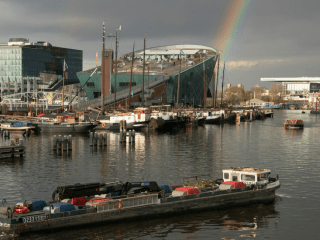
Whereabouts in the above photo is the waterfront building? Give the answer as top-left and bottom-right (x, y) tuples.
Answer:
(76, 44), (217, 107)
(0, 38), (82, 95)
(261, 77), (320, 97)
(246, 98), (267, 107)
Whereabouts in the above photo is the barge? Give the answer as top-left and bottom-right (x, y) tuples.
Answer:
(0, 167), (280, 235)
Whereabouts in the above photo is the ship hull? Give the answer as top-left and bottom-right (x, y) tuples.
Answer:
(34, 123), (96, 133)
(1, 182), (279, 234)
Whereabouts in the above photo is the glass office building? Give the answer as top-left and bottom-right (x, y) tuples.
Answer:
(0, 38), (82, 94)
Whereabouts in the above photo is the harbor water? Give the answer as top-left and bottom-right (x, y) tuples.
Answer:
(1, 110), (319, 239)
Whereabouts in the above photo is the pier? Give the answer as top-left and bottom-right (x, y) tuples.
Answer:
(0, 138), (25, 159)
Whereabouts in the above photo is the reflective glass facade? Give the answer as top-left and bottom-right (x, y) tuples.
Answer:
(0, 44), (82, 93)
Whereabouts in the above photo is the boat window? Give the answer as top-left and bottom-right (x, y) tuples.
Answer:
(241, 175), (255, 181)
(232, 176), (238, 181)
(258, 173), (269, 180)
(224, 173), (229, 180)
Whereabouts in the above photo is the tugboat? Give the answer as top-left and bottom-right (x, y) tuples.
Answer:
(284, 119), (304, 129)
(0, 167), (280, 235)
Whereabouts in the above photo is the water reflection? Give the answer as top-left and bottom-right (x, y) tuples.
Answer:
(1, 110), (320, 239)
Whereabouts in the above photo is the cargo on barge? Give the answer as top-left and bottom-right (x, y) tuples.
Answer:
(0, 168), (280, 234)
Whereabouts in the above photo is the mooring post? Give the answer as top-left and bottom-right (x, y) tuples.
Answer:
(132, 130), (135, 142)
(123, 120), (127, 132)
(128, 130), (132, 143)
(90, 132), (94, 146)
(94, 132), (98, 146)
(120, 120), (123, 132)
(58, 135), (62, 152)
(103, 132), (107, 146)
(53, 135), (57, 151)
(99, 133), (103, 146)
(63, 135), (68, 153)
(119, 131), (123, 143)
(19, 139), (24, 157)
(68, 135), (72, 151)
(236, 113), (240, 125)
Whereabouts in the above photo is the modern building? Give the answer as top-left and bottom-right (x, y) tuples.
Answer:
(76, 44), (218, 107)
(261, 77), (320, 96)
(0, 38), (82, 95)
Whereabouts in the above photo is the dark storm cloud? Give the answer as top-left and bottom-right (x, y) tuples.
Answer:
(1, 0), (320, 87)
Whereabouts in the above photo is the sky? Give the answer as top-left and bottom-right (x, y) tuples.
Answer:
(1, 0), (320, 89)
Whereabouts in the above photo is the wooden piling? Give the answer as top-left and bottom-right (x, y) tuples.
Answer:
(68, 135), (72, 151)
(90, 132), (94, 146)
(53, 135), (57, 151)
(128, 130), (132, 143)
(103, 133), (107, 146)
(63, 136), (68, 153)
(58, 135), (62, 152)
(132, 130), (135, 142)
(99, 133), (103, 146)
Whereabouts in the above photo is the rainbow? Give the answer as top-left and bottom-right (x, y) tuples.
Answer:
(214, 0), (251, 61)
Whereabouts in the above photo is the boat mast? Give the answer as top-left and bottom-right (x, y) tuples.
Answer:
(114, 30), (118, 110)
(142, 35), (146, 106)
(203, 58), (206, 109)
(220, 62), (225, 107)
(101, 21), (105, 114)
(176, 50), (182, 107)
(128, 42), (134, 109)
(62, 59), (65, 112)
(215, 54), (220, 108)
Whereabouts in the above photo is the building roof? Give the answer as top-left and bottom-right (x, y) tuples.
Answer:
(261, 77), (320, 82)
(136, 44), (217, 56)
(138, 49), (200, 56)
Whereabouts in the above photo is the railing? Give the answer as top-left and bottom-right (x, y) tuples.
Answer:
(74, 75), (170, 110)
(96, 194), (159, 213)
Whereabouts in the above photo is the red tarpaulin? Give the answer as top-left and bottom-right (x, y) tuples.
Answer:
(175, 187), (200, 195)
(37, 114), (45, 117)
(71, 197), (87, 206)
(221, 181), (246, 189)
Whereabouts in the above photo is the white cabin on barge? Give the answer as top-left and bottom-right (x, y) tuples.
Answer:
(222, 167), (271, 186)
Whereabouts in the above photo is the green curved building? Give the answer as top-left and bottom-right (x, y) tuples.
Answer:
(76, 44), (218, 108)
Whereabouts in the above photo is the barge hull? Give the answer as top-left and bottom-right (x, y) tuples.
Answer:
(35, 125), (96, 133)
(3, 186), (278, 234)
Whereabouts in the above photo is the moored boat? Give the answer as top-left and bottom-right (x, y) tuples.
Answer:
(0, 122), (36, 135)
(284, 119), (304, 129)
(0, 167), (280, 235)
(310, 110), (320, 114)
(34, 122), (96, 133)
